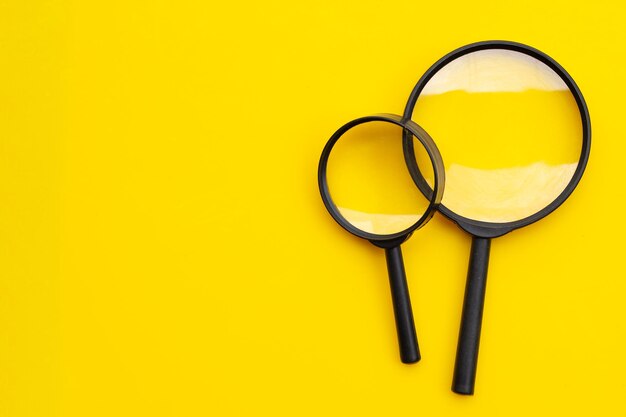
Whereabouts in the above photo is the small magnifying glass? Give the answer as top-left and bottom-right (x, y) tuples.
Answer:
(318, 114), (445, 364)
(403, 41), (591, 393)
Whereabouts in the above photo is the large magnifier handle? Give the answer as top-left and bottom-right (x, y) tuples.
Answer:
(384, 245), (420, 364)
(453, 236), (491, 394)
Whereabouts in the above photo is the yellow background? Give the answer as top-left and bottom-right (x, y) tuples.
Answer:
(1, 1), (624, 415)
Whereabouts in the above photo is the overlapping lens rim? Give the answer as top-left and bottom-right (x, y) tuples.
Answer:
(318, 113), (445, 242)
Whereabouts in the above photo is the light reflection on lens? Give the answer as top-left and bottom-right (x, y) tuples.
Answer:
(412, 49), (582, 223)
(327, 122), (433, 235)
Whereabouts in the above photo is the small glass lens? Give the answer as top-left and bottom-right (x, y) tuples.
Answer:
(326, 121), (434, 236)
(411, 49), (582, 223)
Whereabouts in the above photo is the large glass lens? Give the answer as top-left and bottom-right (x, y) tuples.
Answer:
(410, 49), (582, 223)
(326, 121), (434, 236)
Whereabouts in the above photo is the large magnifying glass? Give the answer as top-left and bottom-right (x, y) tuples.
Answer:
(402, 41), (591, 393)
(319, 114), (445, 364)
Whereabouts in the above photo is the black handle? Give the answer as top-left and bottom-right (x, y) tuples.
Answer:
(452, 236), (491, 395)
(384, 245), (420, 364)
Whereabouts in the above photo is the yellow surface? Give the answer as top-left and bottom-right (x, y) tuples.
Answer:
(0, 1), (624, 415)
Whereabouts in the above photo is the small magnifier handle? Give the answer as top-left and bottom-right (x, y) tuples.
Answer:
(453, 236), (491, 395)
(384, 245), (420, 364)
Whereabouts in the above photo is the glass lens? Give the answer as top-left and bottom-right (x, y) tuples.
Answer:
(326, 121), (434, 236)
(410, 49), (582, 223)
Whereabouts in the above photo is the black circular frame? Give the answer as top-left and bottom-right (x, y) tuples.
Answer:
(319, 113), (445, 244)
(402, 40), (591, 238)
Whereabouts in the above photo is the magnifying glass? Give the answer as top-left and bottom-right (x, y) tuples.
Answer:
(402, 41), (591, 393)
(318, 114), (445, 363)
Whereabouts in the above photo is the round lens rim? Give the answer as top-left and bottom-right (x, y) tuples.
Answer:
(402, 40), (591, 238)
(319, 113), (445, 242)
